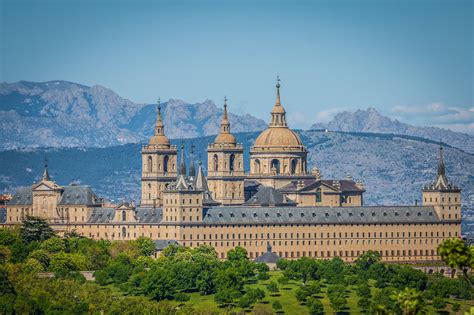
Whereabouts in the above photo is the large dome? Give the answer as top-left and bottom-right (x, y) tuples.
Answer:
(253, 127), (304, 148)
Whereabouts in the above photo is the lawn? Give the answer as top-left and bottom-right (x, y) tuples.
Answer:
(177, 271), (474, 314)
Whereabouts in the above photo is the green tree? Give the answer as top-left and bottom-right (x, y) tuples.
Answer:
(431, 296), (446, 310)
(20, 216), (55, 243)
(266, 280), (279, 293)
(23, 258), (45, 273)
(0, 245), (11, 263)
(227, 246), (248, 262)
(358, 297), (371, 312)
(452, 303), (460, 312)
(214, 267), (244, 305)
(306, 296), (324, 315)
(28, 249), (50, 269)
(327, 284), (348, 312)
(438, 238), (473, 283)
(392, 287), (425, 315)
(272, 300), (282, 311)
(134, 237), (155, 256)
(49, 252), (86, 276)
(356, 284), (371, 298)
(41, 237), (65, 253)
(355, 250), (382, 271)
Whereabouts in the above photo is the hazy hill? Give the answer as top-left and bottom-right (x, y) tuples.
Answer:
(311, 108), (474, 153)
(0, 81), (266, 150)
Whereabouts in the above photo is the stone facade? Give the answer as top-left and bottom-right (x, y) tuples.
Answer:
(2, 79), (463, 264)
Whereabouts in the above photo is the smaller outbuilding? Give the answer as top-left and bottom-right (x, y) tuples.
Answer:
(254, 242), (281, 270)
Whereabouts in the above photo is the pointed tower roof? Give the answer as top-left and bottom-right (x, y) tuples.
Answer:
(149, 98), (170, 146)
(195, 159), (220, 206)
(179, 142), (187, 176)
(214, 96), (237, 145)
(424, 144), (460, 192)
(42, 156), (50, 181)
(188, 143), (196, 177)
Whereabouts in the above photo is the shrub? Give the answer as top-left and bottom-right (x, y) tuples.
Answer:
(272, 301), (282, 311)
(306, 297), (324, 315)
(432, 297), (446, 310)
(266, 281), (279, 293)
(452, 303), (460, 312)
(173, 292), (190, 302)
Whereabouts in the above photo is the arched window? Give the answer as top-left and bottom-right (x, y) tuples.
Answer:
(122, 211), (126, 222)
(316, 188), (322, 203)
(229, 154), (235, 172)
(122, 227), (126, 238)
(213, 154), (219, 172)
(271, 159), (280, 174)
(291, 159), (297, 175)
(163, 155), (169, 173)
(147, 156), (152, 172)
(254, 159), (261, 173)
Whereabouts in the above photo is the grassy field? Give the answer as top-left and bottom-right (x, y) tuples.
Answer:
(176, 271), (474, 314)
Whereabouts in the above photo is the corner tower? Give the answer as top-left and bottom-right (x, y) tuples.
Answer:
(249, 77), (311, 188)
(207, 97), (245, 205)
(422, 145), (461, 225)
(141, 99), (178, 207)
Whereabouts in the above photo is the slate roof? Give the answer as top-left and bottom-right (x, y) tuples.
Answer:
(0, 208), (6, 223)
(87, 207), (163, 224)
(279, 179), (364, 193)
(58, 186), (102, 206)
(203, 206), (440, 224)
(244, 186), (297, 207)
(154, 239), (179, 251)
(255, 251), (280, 264)
(7, 187), (33, 205)
(8, 185), (102, 206)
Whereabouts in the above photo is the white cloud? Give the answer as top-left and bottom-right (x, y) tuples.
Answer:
(391, 103), (474, 134)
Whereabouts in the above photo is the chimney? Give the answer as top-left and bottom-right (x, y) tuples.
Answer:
(333, 180), (340, 189)
(297, 181), (305, 190)
(415, 199), (418, 206)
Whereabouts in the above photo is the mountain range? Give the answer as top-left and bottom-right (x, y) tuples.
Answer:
(0, 80), (266, 150)
(311, 108), (474, 153)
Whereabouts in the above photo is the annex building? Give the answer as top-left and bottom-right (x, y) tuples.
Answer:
(3, 79), (462, 263)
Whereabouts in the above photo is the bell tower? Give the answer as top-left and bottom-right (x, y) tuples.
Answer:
(422, 145), (461, 225)
(141, 99), (178, 207)
(207, 97), (245, 205)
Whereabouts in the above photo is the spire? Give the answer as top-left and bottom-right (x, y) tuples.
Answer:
(195, 160), (208, 192)
(154, 98), (164, 135)
(217, 96), (230, 134)
(188, 143), (196, 177)
(269, 75), (287, 127)
(179, 142), (187, 176)
(148, 98), (170, 146)
(438, 144), (445, 177)
(275, 75), (281, 106)
(42, 156), (50, 181)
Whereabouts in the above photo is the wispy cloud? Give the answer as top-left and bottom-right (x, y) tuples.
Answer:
(391, 103), (474, 134)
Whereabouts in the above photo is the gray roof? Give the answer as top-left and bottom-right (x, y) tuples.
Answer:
(7, 187), (32, 205)
(154, 239), (179, 251)
(244, 186), (297, 207)
(8, 185), (101, 207)
(279, 179), (364, 193)
(58, 186), (102, 206)
(203, 206), (440, 225)
(0, 208), (6, 223)
(255, 251), (281, 264)
(87, 207), (163, 224)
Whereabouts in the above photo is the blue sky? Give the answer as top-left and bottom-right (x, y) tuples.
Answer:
(1, 0), (472, 132)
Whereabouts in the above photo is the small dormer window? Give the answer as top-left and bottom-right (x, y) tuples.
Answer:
(253, 212), (257, 217)
(406, 212), (410, 216)
(242, 213), (246, 217)
(219, 213), (223, 218)
(265, 213), (269, 217)
(372, 212), (375, 216)
(300, 213), (304, 217)
(312, 213), (316, 217)
(429, 212), (433, 216)
(383, 212), (387, 216)
(417, 212), (421, 216)
(360, 212), (364, 217)
(337, 212), (341, 217)
(277, 213), (281, 217)
(230, 213), (234, 218)
(349, 213), (353, 217)
(325, 213), (329, 217)
(289, 213), (293, 217)
(395, 212), (399, 216)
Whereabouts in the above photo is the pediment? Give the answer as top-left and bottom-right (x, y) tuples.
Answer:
(33, 182), (55, 191)
(300, 181), (339, 193)
(116, 204), (131, 210)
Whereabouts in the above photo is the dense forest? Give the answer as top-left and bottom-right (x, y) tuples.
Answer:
(0, 217), (473, 314)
